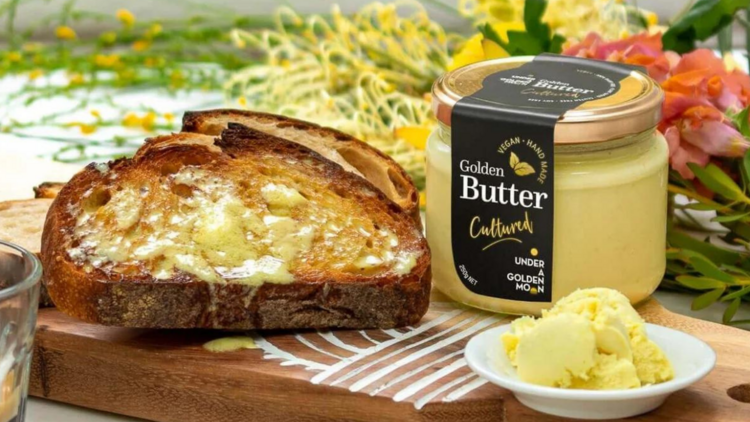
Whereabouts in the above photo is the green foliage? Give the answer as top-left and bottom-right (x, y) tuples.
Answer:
(729, 105), (750, 138)
(479, 0), (565, 55)
(692, 287), (726, 310)
(668, 232), (743, 266)
(0, 0), (271, 161)
(723, 297), (742, 322)
(665, 247), (750, 323)
(677, 276), (729, 290)
(687, 163), (749, 203)
(713, 211), (750, 222)
(690, 256), (737, 283)
(663, 0), (750, 53)
(666, 235), (750, 323)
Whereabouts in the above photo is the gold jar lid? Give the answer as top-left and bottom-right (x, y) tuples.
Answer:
(432, 56), (663, 144)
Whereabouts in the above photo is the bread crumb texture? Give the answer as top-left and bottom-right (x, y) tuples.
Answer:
(67, 162), (419, 285)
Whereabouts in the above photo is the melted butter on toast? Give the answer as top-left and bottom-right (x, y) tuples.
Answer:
(69, 166), (418, 284)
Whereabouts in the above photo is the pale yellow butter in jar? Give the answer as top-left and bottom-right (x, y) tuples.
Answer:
(426, 56), (668, 316)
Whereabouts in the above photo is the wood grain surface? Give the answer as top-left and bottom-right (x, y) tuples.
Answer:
(27, 296), (750, 422)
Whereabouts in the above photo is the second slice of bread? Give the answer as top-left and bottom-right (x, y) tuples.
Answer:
(0, 198), (56, 306)
(182, 109), (422, 225)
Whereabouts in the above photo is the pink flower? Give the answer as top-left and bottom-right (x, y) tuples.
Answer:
(563, 32), (671, 82)
(565, 34), (750, 180)
(660, 93), (749, 178)
(663, 49), (749, 112)
(664, 125), (709, 179)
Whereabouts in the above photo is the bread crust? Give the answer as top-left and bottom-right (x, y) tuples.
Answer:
(182, 109), (422, 226)
(33, 182), (66, 199)
(42, 125), (430, 329)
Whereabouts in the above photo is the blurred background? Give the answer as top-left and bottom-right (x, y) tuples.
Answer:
(4, 1), (738, 45)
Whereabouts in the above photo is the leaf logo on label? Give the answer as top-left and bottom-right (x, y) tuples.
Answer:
(509, 151), (536, 176)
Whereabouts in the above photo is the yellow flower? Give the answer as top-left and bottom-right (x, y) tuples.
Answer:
(163, 112), (175, 122)
(90, 110), (101, 119)
(122, 112), (141, 128)
(238, 97), (247, 107)
(28, 69), (43, 81)
(55, 26), (77, 40)
(68, 72), (84, 86)
(488, 3), (517, 21)
(94, 54), (121, 68)
(233, 38), (247, 49)
(78, 124), (97, 134)
(724, 52), (741, 72)
(100, 31), (117, 45)
(6, 52), (21, 63)
(419, 191), (426, 208)
(146, 23), (162, 38)
(66, 122), (97, 135)
(122, 112), (156, 130)
(394, 126), (431, 150)
(116, 9), (136, 28)
(132, 40), (151, 52)
(141, 112), (156, 130)
(448, 21), (524, 70)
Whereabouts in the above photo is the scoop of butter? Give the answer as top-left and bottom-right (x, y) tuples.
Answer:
(501, 288), (674, 389)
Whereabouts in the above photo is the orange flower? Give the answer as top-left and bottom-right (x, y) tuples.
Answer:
(132, 40), (151, 52)
(563, 32), (672, 82)
(660, 92), (748, 179)
(565, 33), (750, 179)
(55, 26), (76, 40)
(665, 49), (750, 112)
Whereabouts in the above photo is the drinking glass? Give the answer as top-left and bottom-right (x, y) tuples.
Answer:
(0, 240), (41, 422)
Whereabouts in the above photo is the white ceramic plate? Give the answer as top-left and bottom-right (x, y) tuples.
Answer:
(465, 323), (716, 420)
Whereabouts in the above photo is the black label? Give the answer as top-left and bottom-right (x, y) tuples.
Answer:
(450, 54), (637, 303)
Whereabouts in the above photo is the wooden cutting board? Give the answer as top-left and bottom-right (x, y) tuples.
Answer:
(28, 295), (750, 422)
(2, 156), (748, 420)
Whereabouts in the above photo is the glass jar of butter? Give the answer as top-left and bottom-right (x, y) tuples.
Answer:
(426, 55), (667, 315)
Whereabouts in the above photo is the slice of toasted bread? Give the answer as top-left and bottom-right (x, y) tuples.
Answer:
(182, 109), (421, 225)
(0, 198), (55, 306)
(34, 182), (66, 199)
(42, 125), (430, 329)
